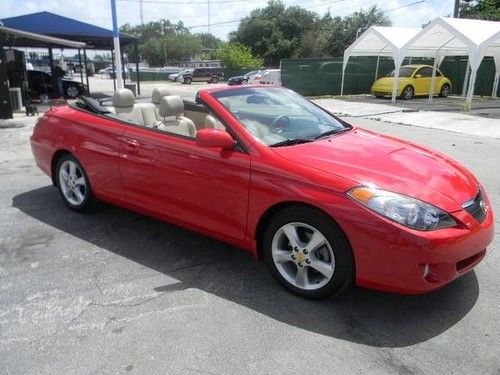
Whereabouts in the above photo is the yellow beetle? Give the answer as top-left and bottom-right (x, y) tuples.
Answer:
(371, 64), (452, 100)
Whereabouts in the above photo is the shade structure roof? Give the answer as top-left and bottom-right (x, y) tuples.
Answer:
(345, 26), (421, 58)
(0, 25), (86, 49)
(1, 11), (135, 49)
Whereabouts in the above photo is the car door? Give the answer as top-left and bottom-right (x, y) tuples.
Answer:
(118, 126), (251, 240)
(413, 67), (433, 95)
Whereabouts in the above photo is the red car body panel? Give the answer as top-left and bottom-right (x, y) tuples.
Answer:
(30, 87), (495, 294)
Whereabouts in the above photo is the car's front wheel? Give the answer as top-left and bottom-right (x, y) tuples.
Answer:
(262, 206), (353, 299)
(56, 154), (93, 211)
(66, 85), (80, 98)
(184, 77), (192, 84)
(210, 76), (219, 83)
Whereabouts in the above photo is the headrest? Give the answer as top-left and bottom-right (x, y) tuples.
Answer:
(151, 87), (171, 104)
(159, 95), (184, 117)
(112, 89), (135, 108)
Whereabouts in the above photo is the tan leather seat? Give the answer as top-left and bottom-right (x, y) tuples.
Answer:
(151, 87), (171, 106)
(157, 96), (196, 137)
(136, 103), (158, 127)
(204, 114), (225, 130)
(112, 89), (144, 124)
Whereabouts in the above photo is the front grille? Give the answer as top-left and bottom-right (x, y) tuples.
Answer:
(462, 191), (487, 223)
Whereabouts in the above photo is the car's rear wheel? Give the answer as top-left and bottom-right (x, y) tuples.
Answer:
(210, 76), (219, 83)
(184, 77), (192, 84)
(401, 85), (414, 100)
(56, 154), (93, 211)
(440, 83), (450, 97)
(262, 206), (353, 299)
(66, 85), (80, 98)
(242, 79), (248, 85)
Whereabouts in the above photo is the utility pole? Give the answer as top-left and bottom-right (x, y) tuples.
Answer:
(140, 0), (144, 25)
(111, 0), (123, 89)
(208, 0), (211, 34)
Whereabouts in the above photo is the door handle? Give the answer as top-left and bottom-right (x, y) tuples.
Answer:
(123, 138), (139, 153)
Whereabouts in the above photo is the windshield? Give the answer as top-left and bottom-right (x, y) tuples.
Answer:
(244, 70), (260, 77)
(387, 67), (416, 78)
(212, 87), (349, 146)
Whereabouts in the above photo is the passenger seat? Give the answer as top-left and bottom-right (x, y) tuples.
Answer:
(157, 96), (197, 137)
(151, 87), (171, 114)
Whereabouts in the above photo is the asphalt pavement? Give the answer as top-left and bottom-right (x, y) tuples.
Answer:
(0, 97), (499, 374)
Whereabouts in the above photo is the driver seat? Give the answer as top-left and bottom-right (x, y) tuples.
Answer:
(157, 96), (196, 137)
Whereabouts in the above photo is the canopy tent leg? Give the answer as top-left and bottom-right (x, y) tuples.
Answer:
(135, 40), (140, 95)
(374, 54), (380, 81)
(111, 49), (116, 92)
(83, 49), (90, 95)
(78, 49), (84, 87)
(340, 54), (349, 96)
(461, 59), (470, 99)
(492, 73), (499, 98)
(465, 69), (478, 109)
(48, 45), (56, 98)
(428, 53), (439, 102)
(391, 56), (403, 103)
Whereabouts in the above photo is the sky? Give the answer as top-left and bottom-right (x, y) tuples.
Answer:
(1, 0), (457, 41)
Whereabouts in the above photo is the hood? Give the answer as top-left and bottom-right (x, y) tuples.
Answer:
(372, 77), (410, 89)
(229, 76), (245, 81)
(272, 128), (478, 212)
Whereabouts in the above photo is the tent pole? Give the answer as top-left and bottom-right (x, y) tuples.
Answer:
(78, 49), (84, 87)
(391, 56), (402, 103)
(111, 49), (116, 91)
(83, 49), (90, 95)
(374, 54), (380, 81)
(461, 58), (470, 99)
(429, 53), (439, 102)
(340, 55), (349, 96)
(466, 69), (477, 109)
(135, 40), (140, 95)
(492, 73), (499, 98)
(48, 45), (55, 98)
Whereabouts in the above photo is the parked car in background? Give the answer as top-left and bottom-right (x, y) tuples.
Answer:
(170, 69), (192, 82)
(227, 70), (263, 85)
(27, 70), (88, 99)
(371, 64), (452, 100)
(180, 67), (224, 84)
(260, 69), (281, 85)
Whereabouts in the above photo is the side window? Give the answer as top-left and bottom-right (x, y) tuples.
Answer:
(418, 67), (433, 77)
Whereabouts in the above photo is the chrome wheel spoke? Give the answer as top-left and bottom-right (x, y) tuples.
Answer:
(282, 223), (300, 249)
(74, 187), (85, 203)
(75, 176), (85, 186)
(274, 249), (292, 264)
(309, 258), (334, 279)
(69, 162), (77, 179)
(306, 230), (326, 253)
(295, 266), (309, 287)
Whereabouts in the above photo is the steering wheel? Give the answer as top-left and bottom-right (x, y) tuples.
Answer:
(270, 115), (290, 133)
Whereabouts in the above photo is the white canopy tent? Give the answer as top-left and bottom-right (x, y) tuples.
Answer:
(340, 26), (421, 102)
(341, 18), (500, 106)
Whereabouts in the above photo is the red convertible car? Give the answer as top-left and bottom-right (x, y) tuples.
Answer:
(30, 86), (494, 298)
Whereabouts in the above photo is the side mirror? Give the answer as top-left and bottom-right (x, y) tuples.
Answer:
(414, 74), (422, 78)
(196, 129), (235, 150)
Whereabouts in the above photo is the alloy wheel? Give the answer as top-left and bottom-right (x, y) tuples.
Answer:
(58, 160), (87, 206)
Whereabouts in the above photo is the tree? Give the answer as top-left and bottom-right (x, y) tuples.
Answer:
(213, 43), (264, 70)
(230, 0), (318, 65)
(459, 0), (500, 20)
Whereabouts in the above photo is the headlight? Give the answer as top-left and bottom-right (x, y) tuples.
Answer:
(347, 187), (456, 231)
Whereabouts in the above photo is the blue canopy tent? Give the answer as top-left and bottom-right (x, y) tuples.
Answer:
(1, 11), (140, 94)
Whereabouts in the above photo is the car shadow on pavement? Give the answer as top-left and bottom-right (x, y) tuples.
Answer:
(13, 186), (480, 348)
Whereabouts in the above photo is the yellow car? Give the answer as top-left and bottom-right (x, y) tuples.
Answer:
(371, 64), (452, 100)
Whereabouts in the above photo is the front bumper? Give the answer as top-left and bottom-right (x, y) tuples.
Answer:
(337, 195), (494, 294)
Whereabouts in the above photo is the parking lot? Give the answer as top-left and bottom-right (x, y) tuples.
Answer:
(0, 86), (499, 374)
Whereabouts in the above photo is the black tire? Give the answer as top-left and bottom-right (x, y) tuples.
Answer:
(401, 85), (414, 100)
(440, 83), (451, 97)
(55, 154), (93, 211)
(184, 77), (192, 84)
(262, 206), (354, 299)
(65, 85), (80, 98)
(210, 76), (219, 84)
(241, 79), (248, 85)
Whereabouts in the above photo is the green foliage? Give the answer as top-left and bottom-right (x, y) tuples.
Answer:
(120, 19), (214, 65)
(460, 0), (500, 21)
(213, 43), (264, 70)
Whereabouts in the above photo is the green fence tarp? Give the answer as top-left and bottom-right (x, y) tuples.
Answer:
(281, 56), (500, 97)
